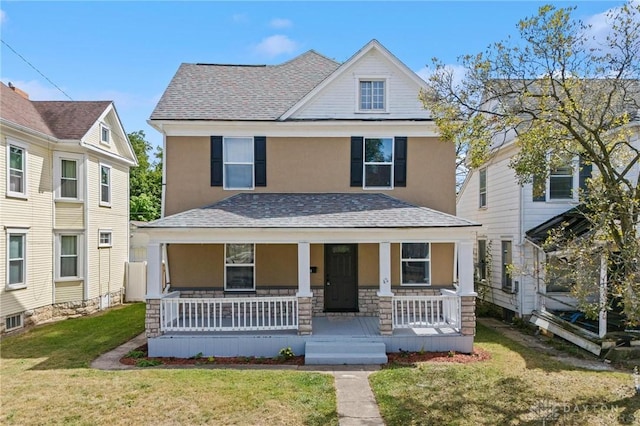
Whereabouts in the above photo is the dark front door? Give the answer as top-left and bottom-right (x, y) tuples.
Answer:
(324, 244), (358, 312)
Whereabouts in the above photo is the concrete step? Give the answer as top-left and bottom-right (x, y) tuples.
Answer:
(305, 341), (388, 365)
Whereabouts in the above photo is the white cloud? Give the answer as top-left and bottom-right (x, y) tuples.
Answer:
(416, 64), (468, 88)
(1, 78), (69, 100)
(269, 18), (292, 29)
(254, 35), (299, 58)
(0, 9), (7, 24)
(232, 13), (249, 24)
(582, 1), (639, 49)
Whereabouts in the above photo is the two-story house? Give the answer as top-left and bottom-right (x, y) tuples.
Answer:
(456, 110), (639, 354)
(143, 40), (479, 363)
(0, 82), (137, 333)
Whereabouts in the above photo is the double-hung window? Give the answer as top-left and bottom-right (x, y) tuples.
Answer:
(359, 80), (385, 111)
(479, 168), (487, 208)
(364, 138), (393, 188)
(225, 244), (255, 291)
(54, 153), (83, 201)
(7, 141), (27, 198)
(549, 159), (574, 200)
(100, 164), (111, 206)
(477, 239), (488, 281)
(7, 229), (27, 289)
(223, 137), (254, 190)
(57, 234), (82, 279)
(401, 243), (431, 285)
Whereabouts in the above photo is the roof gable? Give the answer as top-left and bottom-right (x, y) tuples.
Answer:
(149, 50), (340, 121)
(84, 104), (138, 164)
(281, 40), (429, 120)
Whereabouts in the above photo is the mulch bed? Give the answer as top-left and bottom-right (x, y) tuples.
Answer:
(120, 344), (490, 367)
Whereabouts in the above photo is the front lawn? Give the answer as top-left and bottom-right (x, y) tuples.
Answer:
(370, 324), (639, 425)
(0, 303), (337, 425)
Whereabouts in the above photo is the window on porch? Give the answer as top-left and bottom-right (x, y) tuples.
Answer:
(225, 243), (255, 291)
(401, 242), (431, 285)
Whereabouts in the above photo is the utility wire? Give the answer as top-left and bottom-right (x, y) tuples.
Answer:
(1, 39), (73, 100)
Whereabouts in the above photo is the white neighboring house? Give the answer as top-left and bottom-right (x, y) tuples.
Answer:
(457, 121), (639, 323)
(0, 82), (137, 333)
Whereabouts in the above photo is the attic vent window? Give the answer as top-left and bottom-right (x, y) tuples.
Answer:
(100, 123), (111, 145)
(359, 80), (385, 111)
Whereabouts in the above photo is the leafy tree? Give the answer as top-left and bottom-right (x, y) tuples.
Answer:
(421, 3), (640, 323)
(129, 130), (162, 221)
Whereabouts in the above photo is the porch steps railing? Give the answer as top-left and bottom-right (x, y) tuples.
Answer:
(160, 296), (298, 332)
(392, 295), (460, 330)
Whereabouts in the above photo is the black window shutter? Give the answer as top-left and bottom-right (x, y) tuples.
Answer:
(532, 175), (546, 202)
(350, 136), (364, 187)
(394, 136), (407, 187)
(578, 156), (592, 193)
(254, 136), (267, 187)
(210, 136), (223, 187)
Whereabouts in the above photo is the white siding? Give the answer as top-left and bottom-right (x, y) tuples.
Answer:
(457, 146), (532, 315)
(291, 49), (428, 120)
(0, 128), (55, 317)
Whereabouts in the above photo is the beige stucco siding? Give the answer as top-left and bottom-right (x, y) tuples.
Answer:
(165, 136), (456, 215)
(358, 243), (379, 286)
(85, 157), (129, 300)
(310, 244), (324, 287)
(0, 130), (55, 317)
(255, 244), (297, 286)
(55, 202), (84, 229)
(167, 244), (224, 287)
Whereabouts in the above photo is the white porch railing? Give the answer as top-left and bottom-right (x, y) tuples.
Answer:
(392, 295), (461, 330)
(160, 296), (299, 332)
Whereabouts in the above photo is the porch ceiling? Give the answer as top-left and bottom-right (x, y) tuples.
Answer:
(142, 193), (479, 229)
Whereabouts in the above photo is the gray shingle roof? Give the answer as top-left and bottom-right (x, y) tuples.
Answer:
(144, 193), (479, 229)
(149, 50), (340, 121)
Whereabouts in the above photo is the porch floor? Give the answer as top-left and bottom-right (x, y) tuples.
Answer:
(163, 316), (459, 337)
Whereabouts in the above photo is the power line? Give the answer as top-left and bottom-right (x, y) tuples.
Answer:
(1, 39), (73, 100)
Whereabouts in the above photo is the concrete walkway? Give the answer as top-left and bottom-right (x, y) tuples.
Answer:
(92, 336), (386, 425)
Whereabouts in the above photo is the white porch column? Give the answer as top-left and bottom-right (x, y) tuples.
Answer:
(296, 242), (312, 297)
(146, 242), (163, 298)
(599, 253), (608, 338)
(377, 242), (393, 297)
(457, 240), (476, 296)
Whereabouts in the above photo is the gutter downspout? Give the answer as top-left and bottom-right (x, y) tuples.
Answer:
(518, 183), (525, 317)
(160, 130), (170, 287)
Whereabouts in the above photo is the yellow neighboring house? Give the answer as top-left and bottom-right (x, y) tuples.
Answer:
(0, 82), (137, 333)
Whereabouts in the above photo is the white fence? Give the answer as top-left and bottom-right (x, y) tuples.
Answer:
(160, 296), (299, 332)
(392, 295), (460, 330)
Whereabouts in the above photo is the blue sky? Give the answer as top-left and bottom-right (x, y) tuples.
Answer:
(0, 1), (627, 151)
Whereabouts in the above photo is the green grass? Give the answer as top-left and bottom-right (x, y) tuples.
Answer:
(0, 303), (338, 425)
(370, 324), (640, 425)
(0, 302), (146, 369)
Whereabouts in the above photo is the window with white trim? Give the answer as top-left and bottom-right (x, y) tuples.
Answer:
(7, 229), (27, 289)
(7, 141), (27, 198)
(548, 158), (575, 200)
(98, 230), (112, 248)
(477, 239), (488, 281)
(401, 243), (430, 285)
(359, 80), (385, 111)
(225, 243), (255, 291)
(100, 123), (111, 145)
(223, 137), (254, 190)
(479, 168), (487, 208)
(56, 234), (83, 279)
(54, 153), (84, 201)
(364, 138), (393, 188)
(100, 164), (111, 206)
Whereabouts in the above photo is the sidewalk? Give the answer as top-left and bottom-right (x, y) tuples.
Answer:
(92, 335), (385, 425)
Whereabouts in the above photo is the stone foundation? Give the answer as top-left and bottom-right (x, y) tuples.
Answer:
(378, 296), (393, 335)
(297, 297), (312, 335)
(460, 295), (476, 336)
(0, 289), (125, 335)
(146, 299), (161, 338)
